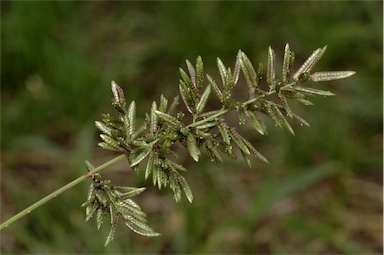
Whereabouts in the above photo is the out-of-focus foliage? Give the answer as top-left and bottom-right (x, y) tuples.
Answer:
(1, 1), (382, 254)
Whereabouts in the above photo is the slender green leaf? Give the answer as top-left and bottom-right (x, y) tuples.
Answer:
(195, 57), (205, 91)
(95, 190), (108, 207)
(114, 186), (141, 193)
(95, 121), (113, 136)
(120, 199), (141, 211)
(195, 122), (217, 130)
(207, 74), (223, 102)
(98, 142), (124, 152)
(239, 51), (258, 93)
(267, 46), (276, 85)
(217, 121), (231, 144)
(271, 103), (295, 135)
(124, 217), (160, 237)
(181, 66), (200, 99)
(128, 101), (136, 136)
(158, 167), (167, 190)
(240, 136), (269, 163)
(109, 205), (116, 225)
(310, 71), (356, 82)
(295, 86), (335, 96)
(293, 46), (327, 81)
(85, 202), (98, 222)
(180, 76), (198, 104)
(199, 109), (225, 119)
(245, 110), (267, 135)
(166, 159), (188, 172)
(86, 183), (96, 202)
(232, 50), (241, 87)
(150, 102), (158, 134)
(101, 114), (123, 131)
(196, 85), (211, 114)
(99, 135), (124, 152)
(296, 98), (314, 106)
(178, 174), (193, 203)
(217, 57), (227, 87)
(282, 43), (292, 83)
(155, 110), (181, 126)
(241, 150), (252, 168)
(179, 68), (192, 90)
(167, 95), (179, 115)
(292, 113), (310, 127)
(100, 134), (119, 147)
(122, 114), (131, 139)
(187, 133), (200, 162)
(152, 162), (159, 187)
(228, 127), (250, 155)
(130, 147), (152, 168)
(123, 213), (152, 231)
(179, 83), (194, 113)
(111, 81), (126, 109)
(205, 142), (223, 162)
(278, 94), (293, 117)
(159, 95), (168, 112)
(96, 208), (104, 230)
(118, 201), (147, 221)
(145, 152), (155, 180)
(187, 109), (228, 128)
(263, 102), (293, 135)
(118, 187), (146, 200)
(226, 67), (233, 91)
(105, 220), (118, 247)
(186, 59), (196, 88)
(169, 169), (193, 203)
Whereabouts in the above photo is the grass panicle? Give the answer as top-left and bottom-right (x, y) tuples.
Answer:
(0, 44), (355, 247)
(81, 44), (356, 245)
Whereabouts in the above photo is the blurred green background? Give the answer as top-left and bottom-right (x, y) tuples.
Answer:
(1, 1), (382, 254)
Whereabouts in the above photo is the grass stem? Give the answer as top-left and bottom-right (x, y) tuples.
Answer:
(0, 154), (126, 230)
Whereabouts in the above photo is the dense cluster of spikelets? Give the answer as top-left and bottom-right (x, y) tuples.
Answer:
(83, 44), (355, 246)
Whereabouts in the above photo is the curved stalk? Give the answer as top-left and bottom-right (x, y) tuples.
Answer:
(0, 154), (125, 230)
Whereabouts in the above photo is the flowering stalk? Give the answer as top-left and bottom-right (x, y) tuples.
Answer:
(0, 44), (355, 246)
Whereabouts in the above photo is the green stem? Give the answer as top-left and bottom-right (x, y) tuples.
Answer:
(187, 109), (228, 128)
(242, 90), (274, 107)
(0, 154), (126, 230)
